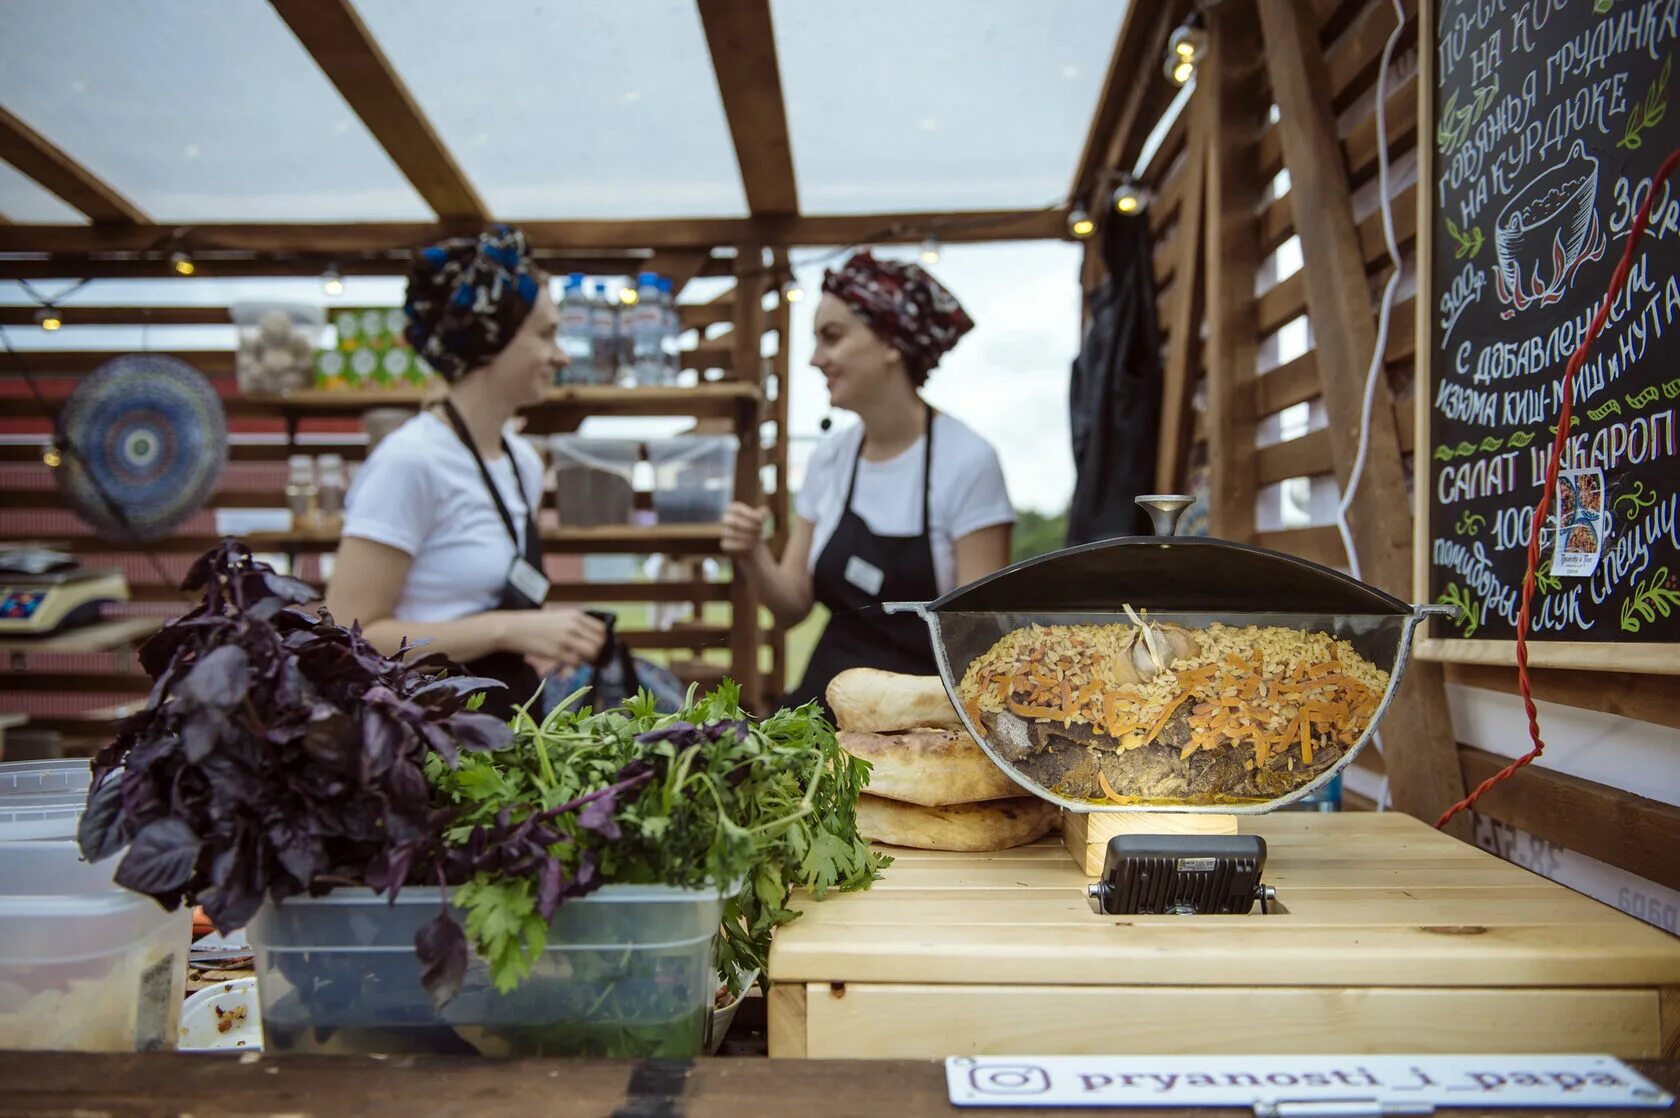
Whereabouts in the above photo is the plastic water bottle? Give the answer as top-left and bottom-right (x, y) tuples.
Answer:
(659, 276), (681, 386)
(630, 272), (665, 387)
(590, 281), (617, 385)
(558, 273), (591, 384)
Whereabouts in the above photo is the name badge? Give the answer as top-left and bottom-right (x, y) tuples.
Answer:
(844, 555), (886, 597)
(506, 556), (551, 606)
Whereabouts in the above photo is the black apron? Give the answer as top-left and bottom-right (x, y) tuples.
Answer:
(436, 400), (545, 721)
(785, 407), (940, 717)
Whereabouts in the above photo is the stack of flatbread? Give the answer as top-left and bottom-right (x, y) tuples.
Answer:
(828, 668), (1058, 852)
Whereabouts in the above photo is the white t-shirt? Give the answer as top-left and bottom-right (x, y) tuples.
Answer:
(342, 411), (545, 622)
(796, 412), (1014, 596)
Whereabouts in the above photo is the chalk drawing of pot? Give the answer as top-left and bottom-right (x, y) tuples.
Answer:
(1493, 139), (1608, 319)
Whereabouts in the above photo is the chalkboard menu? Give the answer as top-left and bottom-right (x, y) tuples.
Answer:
(1420, 0), (1680, 665)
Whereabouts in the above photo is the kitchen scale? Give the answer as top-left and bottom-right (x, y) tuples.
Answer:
(0, 549), (129, 636)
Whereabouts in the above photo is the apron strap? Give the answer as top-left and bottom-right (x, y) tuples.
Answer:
(437, 397), (533, 554)
(842, 402), (937, 535)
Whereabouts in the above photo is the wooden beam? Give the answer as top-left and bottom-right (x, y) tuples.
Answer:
(1257, 0), (1467, 840)
(0, 105), (146, 224)
(1461, 746), (1680, 894)
(270, 0), (487, 221)
(1444, 664), (1680, 732)
(730, 247), (766, 712)
(0, 207), (1067, 256)
(1068, 2), (1149, 201)
(1156, 120), (1207, 493)
(0, 306), (228, 327)
(1201, 0), (1264, 544)
(697, 0), (799, 216)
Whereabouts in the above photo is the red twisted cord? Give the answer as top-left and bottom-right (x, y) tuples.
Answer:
(1436, 147), (1680, 831)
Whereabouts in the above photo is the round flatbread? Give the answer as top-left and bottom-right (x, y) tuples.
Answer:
(856, 795), (1059, 852)
(840, 730), (1023, 807)
(827, 669), (961, 734)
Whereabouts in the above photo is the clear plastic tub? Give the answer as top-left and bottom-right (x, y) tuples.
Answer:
(550, 436), (640, 527)
(247, 882), (727, 1058)
(0, 759), (91, 840)
(0, 840), (190, 1051)
(232, 302), (325, 396)
(646, 435), (738, 524)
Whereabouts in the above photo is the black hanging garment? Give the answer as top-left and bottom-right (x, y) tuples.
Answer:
(783, 407), (942, 719)
(436, 400), (546, 721)
(1065, 211), (1165, 545)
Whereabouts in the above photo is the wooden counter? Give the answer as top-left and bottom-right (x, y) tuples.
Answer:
(2, 1052), (1676, 1118)
(767, 813), (1680, 1059)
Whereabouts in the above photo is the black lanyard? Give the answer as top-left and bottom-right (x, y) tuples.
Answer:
(437, 398), (530, 550)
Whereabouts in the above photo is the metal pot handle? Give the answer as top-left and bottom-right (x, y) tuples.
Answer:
(1135, 494), (1194, 537)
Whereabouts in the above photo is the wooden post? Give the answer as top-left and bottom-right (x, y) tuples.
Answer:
(768, 249), (793, 705)
(1257, 0), (1469, 838)
(1156, 121), (1208, 493)
(1201, 0), (1262, 543)
(731, 245), (767, 712)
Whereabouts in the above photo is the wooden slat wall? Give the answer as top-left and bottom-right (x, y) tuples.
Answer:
(0, 279), (783, 746)
(1098, 0), (1678, 902)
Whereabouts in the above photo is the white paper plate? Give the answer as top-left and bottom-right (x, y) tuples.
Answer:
(178, 977), (263, 1053)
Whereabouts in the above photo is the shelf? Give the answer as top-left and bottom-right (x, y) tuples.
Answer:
(5, 524), (732, 558)
(14, 382), (763, 424)
(0, 615), (162, 655)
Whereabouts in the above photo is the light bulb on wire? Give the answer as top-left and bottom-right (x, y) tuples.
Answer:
(35, 307), (62, 331)
(321, 265), (344, 297)
(42, 447), (62, 469)
(1111, 175), (1149, 216)
(169, 249), (195, 276)
(1164, 13), (1206, 86)
(920, 238), (941, 266)
(784, 283), (805, 303)
(618, 286), (639, 306)
(1068, 208), (1096, 238)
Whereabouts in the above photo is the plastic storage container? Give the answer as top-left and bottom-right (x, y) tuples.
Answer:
(0, 840), (190, 1051)
(0, 759), (90, 840)
(550, 436), (641, 526)
(247, 882), (727, 1058)
(646, 435), (738, 524)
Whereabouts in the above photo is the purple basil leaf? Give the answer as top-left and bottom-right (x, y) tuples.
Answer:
(302, 708), (356, 768)
(576, 791), (621, 840)
(418, 721), (460, 768)
(416, 909), (468, 1010)
(365, 845), (416, 895)
(179, 645), (248, 710)
(410, 675), (505, 707)
(261, 571), (317, 603)
(77, 775), (130, 864)
(361, 709), (401, 780)
(536, 857), (564, 919)
(114, 817), (201, 897)
(446, 711), (514, 754)
(181, 709), (224, 764)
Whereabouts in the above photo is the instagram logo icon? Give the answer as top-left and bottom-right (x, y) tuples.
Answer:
(968, 1064), (1052, 1095)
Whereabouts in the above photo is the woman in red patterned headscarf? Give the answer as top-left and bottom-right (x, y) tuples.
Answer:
(722, 250), (1014, 714)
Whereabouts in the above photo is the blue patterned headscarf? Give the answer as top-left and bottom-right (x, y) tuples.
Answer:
(403, 224), (542, 382)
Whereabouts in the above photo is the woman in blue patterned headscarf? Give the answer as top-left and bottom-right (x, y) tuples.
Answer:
(325, 224), (606, 720)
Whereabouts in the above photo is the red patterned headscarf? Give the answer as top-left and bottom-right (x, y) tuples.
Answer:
(822, 250), (974, 378)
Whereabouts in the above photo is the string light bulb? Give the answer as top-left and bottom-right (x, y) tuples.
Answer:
(42, 447), (62, 468)
(920, 237), (941, 266)
(1111, 175), (1149, 216)
(35, 307), (62, 331)
(618, 286), (639, 306)
(1164, 13), (1206, 86)
(1068, 208), (1096, 238)
(169, 249), (195, 276)
(321, 265), (344, 296)
(784, 282), (805, 303)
